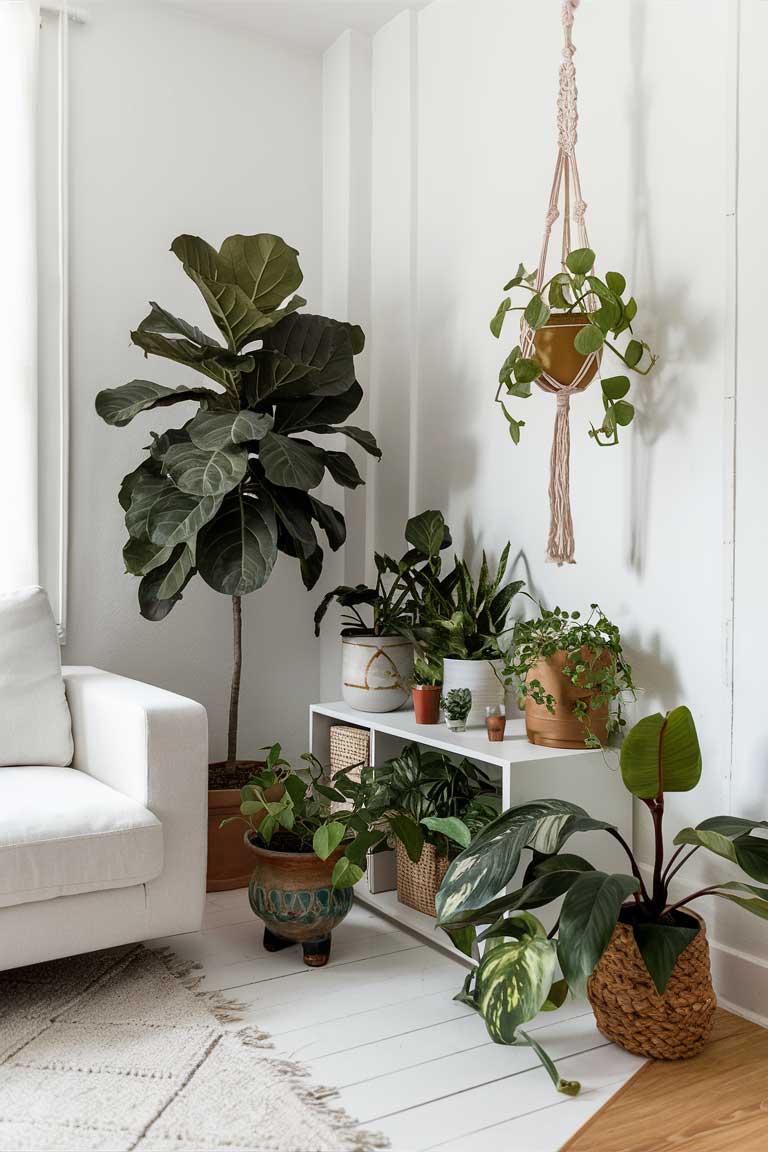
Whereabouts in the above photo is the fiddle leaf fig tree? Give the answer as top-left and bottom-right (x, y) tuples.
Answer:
(97, 233), (378, 769)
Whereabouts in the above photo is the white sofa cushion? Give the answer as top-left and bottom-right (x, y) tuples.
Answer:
(0, 766), (163, 909)
(0, 587), (73, 767)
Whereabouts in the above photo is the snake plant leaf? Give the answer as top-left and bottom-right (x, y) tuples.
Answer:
(96, 380), (216, 427)
(435, 800), (589, 925)
(620, 706), (701, 799)
(565, 247), (595, 275)
(309, 497), (346, 551)
(187, 409), (273, 452)
(147, 489), (222, 548)
(673, 826), (768, 883)
(122, 536), (171, 577)
(474, 933), (557, 1044)
(557, 871), (639, 994)
(633, 921), (699, 995)
(162, 440), (247, 498)
(259, 432), (325, 491)
(125, 469), (176, 542)
(323, 450), (364, 490)
(313, 821), (347, 861)
(272, 380), (364, 434)
(138, 544), (196, 620)
(405, 510), (449, 559)
(421, 816), (472, 849)
(197, 489), (278, 596)
(310, 425), (382, 458)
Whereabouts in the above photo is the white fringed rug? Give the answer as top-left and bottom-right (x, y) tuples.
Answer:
(0, 944), (387, 1152)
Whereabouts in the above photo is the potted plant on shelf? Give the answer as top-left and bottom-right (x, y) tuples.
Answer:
(508, 604), (635, 748)
(405, 545), (524, 726)
(225, 743), (388, 966)
(490, 248), (656, 446)
(356, 743), (500, 917)
(435, 706), (768, 1093)
(314, 509), (451, 713)
(96, 232), (378, 891)
(441, 688), (472, 733)
(410, 652), (443, 724)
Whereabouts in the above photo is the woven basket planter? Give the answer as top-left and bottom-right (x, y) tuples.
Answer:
(587, 912), (716, 1060)
(395, 840), (451, 918)
(328, 725), (369, 814)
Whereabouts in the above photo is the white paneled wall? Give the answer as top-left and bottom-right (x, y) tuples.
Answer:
(322, 0), (768, 1019)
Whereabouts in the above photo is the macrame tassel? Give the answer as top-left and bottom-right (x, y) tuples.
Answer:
(547, 391), (576, 565)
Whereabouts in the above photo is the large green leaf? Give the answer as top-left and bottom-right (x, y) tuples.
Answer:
(138, 544), (196, 620)
(324, 450), (364, 489)
(713, 882), (768, 920)
(557, 871), (639, 993)
(309, 497), (346, 551)
(474, 933), (557, 1044)
(268, 486), (318, 559)
(272, 381), (364, 435)
(673, 826), (768, 883)
(697, 815), (768, 838)
(259, 432), (325, 491)
(435, 800), (588, 925)
(255, 314), (358, 401)
(421, 816), (471, 849)
(313, 821), (346, 861)
(405, 510), (448, 558)
(620, 706), (702, 799)
(96, 380), (215, 427)
(162, 440), (247, 497)
(156, 543), (195, 600)
(125, 469), (175, 542)
(310, 424), (382, 458)
(147, 488), (222, 548)
(135, 300), (223, 350)
(197, 489), (278, 595)
(131, 323), (254, 387)
(442, 854), (595, 931)
(633, 921), (699, 994)
(217, 233), (304, 312)
(122, 536), (171, 577)
(187, 409), (273, 451)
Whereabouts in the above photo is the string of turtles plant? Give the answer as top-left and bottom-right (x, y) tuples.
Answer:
(490, 247), (657, 445)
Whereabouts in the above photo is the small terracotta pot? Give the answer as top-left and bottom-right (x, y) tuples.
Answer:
(412, 685), (442, 724)
(533, 313), (602, 391)
(524, 649), (610, 748)
(245, 837), (353, 967)
(206, 760), (263, 892)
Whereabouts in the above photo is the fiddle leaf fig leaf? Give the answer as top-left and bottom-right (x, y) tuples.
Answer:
(187, 409), (273, 451)
(620, 706), (701, 799)
(138, 544), (196, 621)
(309, 497), (346, 551)
(162, 440), (247, 497)
(123, 536), (171, 577)
(197, 489), (278, 596)
(324, 450), (364, 490)
(217, 233), (304, 312)
(96, 380), (215, 427)
(259, 432), (325, 491)
(147, 489), (222, 548)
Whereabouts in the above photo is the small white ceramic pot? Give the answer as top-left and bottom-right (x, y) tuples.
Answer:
(341, 635), (414, 713)
(442, 658), (506, 727)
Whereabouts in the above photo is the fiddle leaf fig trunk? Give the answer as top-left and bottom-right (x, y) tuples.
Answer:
(228, 596), (242, 766)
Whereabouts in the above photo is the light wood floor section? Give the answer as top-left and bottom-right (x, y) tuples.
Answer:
(562, 1008), (768, 1152)
(151, 889), (646, 1151)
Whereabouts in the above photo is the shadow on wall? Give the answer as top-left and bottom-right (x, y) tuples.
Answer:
(621, 626), (683, 725)
(625, 5), (714, 578)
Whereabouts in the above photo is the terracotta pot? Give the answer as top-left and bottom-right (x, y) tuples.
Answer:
(412, 685), (442, 724)
(588, 911), (716, 1060)
(524, 649), (610, 748)
(206, 761), (279, 893)
(245, 837), (353, 966)
(342, 634), (414, 712)
(533, 313), (602, 392)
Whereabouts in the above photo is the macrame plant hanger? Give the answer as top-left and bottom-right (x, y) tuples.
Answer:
(520, 0), (599, 566)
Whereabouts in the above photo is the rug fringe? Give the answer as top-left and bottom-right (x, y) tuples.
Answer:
(152, 947), (250, 1026)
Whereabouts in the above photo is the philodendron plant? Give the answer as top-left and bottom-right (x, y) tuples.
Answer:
(490, 247), (656, 446)
(96, 233), (378, 768)
(435, 706), (768, 1094)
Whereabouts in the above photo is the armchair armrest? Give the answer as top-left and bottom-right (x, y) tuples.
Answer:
(62, 666), (208, 936)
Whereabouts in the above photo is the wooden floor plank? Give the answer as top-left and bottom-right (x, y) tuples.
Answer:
(561, 1008), (768, 1152)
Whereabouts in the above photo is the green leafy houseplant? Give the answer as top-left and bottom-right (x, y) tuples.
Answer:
(435, 706), (768, 1094)
(508, 604), (635, 748)
(225, 743), (386, 890)
(96, 232), (377, 770)
(440, 688), (472, 730)
(411, 654), (443, 688)
(490, 247), (657, 446)
(313, 509), (450, 639)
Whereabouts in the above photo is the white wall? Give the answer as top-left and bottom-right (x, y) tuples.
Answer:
(322, 0), (768, 1018)
(61, 0), (323, 765)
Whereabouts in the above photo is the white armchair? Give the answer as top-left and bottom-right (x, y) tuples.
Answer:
(0, 666), (207, 971)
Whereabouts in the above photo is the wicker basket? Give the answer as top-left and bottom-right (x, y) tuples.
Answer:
(395, 840), (451, 917)
(328, 725), (369, 812)
(587, 912), (716, 1060)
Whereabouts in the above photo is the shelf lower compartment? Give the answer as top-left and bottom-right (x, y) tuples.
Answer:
(355, 887), (474, 967)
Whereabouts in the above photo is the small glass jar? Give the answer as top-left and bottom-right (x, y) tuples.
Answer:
(485, 704), (507, 743)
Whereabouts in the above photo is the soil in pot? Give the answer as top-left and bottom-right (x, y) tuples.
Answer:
(533, 313), (602, 391)
(207, 759), (266, 893)
(412, 685), (442, 724)
(525, 649), (610, 749)
(588, 908), (716, 1060)
(245, 836), (353, 967)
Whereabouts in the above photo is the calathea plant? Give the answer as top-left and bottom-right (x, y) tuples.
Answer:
(435, 707), (768, 1094)
(96, 233), (378, 766)
(490, 247), (656, 446)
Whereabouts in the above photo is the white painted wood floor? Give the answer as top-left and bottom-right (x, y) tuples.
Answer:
(150, 890), (644, 1152)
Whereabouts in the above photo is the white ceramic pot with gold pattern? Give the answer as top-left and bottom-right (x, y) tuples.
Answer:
(341, 635), (414, 713)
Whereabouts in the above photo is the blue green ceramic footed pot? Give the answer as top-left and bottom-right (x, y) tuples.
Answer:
(245, 835), (353, 967)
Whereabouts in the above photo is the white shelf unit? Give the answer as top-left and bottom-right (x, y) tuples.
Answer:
(309, 702), (633, 962)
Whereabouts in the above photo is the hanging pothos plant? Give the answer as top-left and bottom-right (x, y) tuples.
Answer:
(490, 246), (657, 445)
(96, 232), (378, 768)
